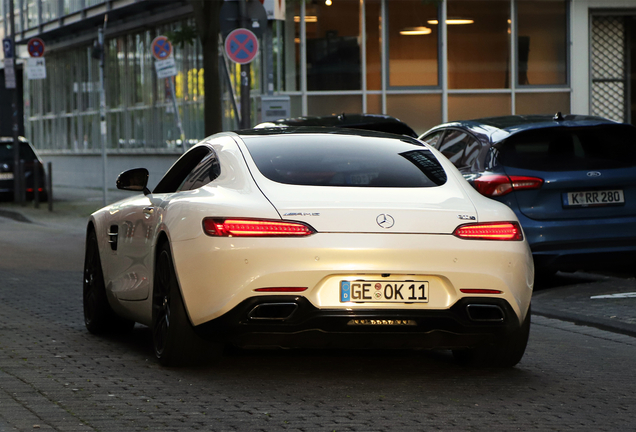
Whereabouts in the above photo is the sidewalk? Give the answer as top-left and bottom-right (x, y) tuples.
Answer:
(1, 186), (635, 338)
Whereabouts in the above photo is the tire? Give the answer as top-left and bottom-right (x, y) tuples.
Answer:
(152, 242), (222, 366)
(453, 305), (531, 368)
(83, 230), (135, 334)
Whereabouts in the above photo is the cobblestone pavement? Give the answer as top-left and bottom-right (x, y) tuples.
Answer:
(1, 194), (636, 431)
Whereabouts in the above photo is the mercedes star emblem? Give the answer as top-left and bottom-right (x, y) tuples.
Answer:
(376, 214), (395, 229)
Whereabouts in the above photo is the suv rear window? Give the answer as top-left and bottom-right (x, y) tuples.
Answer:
(0, 143), (37, 162)
(243, 134), (447, 187)
(499, 125), (636, 171)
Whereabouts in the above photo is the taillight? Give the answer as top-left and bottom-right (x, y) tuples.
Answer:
(202, 218), (315, 237)
(453, 221), (523, 241)
(473, 174), (543, 197)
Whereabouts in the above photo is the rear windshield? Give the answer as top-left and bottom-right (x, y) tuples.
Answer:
(0, 143), (37, 163)
(498, 125), (636, 171)
(243, 134), (447, 187)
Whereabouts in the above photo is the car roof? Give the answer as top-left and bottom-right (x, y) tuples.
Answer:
(235, 125), (424, 145)
(254, 113), (418, 138)
(424, 114), (624, 143)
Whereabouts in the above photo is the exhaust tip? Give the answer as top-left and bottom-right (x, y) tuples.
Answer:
(466, 304), (505, 322)
(248, 303), (298, 321)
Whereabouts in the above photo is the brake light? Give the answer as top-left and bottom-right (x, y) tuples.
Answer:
(254, 287), (308, 292)
(453, 221), (523, 241)
(203, 218), (315, 237)
(473, 174), (543, 197)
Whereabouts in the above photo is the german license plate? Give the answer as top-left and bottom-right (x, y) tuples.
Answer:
(340, 280), (429, 303)
(565, 190), (624, 207)
(0, 172), (14, 180)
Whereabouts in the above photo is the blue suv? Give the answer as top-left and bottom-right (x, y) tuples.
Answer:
(420, 114), (636, 274)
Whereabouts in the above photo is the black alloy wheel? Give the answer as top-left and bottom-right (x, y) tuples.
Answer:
(83, 230), (134, 333)
(152, 242), (223, 366)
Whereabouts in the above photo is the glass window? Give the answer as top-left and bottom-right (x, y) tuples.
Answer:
(386, 94), (442, 136)
(438, 129), (470, 165)
(388, 0), (439, 87)
(365, 0), (382, 91)
(179, 150), (221, 191)
(448, 94), (511, 121)
(154, 147), (210, 193)
(517, 0), (567, 86)
(244, 133), (447, 187)
(447, 1), (510, 89)
(515, 92), (570, 115)
(305, 0), (361, 90)
(308, 95), (362, 116)
(499, 125), (636, 171)
(421, 131), (444, 147)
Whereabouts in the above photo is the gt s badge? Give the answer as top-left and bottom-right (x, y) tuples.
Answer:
(283, 212), (320, 216)
(458, 214), (476, 220)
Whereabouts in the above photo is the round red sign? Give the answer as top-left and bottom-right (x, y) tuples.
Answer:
(225, 28), (259, 65)
(27, 38), (45, 58)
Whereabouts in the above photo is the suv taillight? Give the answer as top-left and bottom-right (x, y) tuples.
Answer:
(473, 174), (543, 197)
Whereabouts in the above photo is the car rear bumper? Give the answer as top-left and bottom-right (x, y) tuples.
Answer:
(515, 212), (636, 270)
(194, 296), (525, 350)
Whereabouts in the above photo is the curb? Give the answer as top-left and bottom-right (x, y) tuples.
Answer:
(532, 308), (636, 338)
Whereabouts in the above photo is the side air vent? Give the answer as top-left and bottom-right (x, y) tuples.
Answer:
(108, 225), (119, 251)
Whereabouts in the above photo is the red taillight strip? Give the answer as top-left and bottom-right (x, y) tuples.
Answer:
(460, 289), (503, 294)
(453, 221), (523, 241)
(203, 218), (315, 237)
(473, 174), (543, 197)
(254, 287), (308, 292)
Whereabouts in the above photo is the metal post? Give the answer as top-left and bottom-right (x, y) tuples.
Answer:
(34, 159), (39, 208)
(19, 159), (25, 206)
(9, 0), (21, 203)
(98, 16), (108, 206)
(168, 77), (186, 153)
(47, 161), (53, 212)
(239, 0), (251, 129)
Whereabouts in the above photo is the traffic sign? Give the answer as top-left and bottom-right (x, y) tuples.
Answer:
(151, 36), (173, 60)
(26, 58), (47, 80)
(3, 37), (14, 58)
(155, 57), (177, 79)
(225, 28), (259, 65)
(27, 38), (45, 57)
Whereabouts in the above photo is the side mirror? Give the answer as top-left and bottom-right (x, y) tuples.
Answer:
(116, 168), (150, 195)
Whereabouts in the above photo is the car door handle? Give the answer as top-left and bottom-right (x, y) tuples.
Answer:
(143, 207), (154, 218)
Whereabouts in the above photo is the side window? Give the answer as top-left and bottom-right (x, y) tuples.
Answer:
(421, 131), (444, 147)
(461, 137), (481, 168)
(178, 150), (221, 191)
(438, 129), (478, 168)
(153, 147), (211, 193)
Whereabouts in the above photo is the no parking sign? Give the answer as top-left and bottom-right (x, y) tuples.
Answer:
(225, 28), (259, 65)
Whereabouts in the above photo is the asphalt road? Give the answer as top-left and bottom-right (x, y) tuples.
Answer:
(1, 215), (636, 431)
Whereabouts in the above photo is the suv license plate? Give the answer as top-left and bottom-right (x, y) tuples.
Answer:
(340, 281), (429, 303)
(0, 172), (14, 180)
(565, 190), (624, 207)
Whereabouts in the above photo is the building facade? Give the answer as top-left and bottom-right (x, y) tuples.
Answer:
(1, 0), (635, 189)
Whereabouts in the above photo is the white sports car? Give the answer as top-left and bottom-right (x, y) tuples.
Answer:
(83, 128), (533, 367)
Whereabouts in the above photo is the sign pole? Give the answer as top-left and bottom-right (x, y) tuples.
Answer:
(169, 77), (186, 153)
(8, 0), (21, 204)
(239, 0), (251, 129)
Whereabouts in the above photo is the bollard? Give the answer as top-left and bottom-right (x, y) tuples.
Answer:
(19, 159), (26, 206)
(34, 159), (40, 209)
(47, 162), (53, 212)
